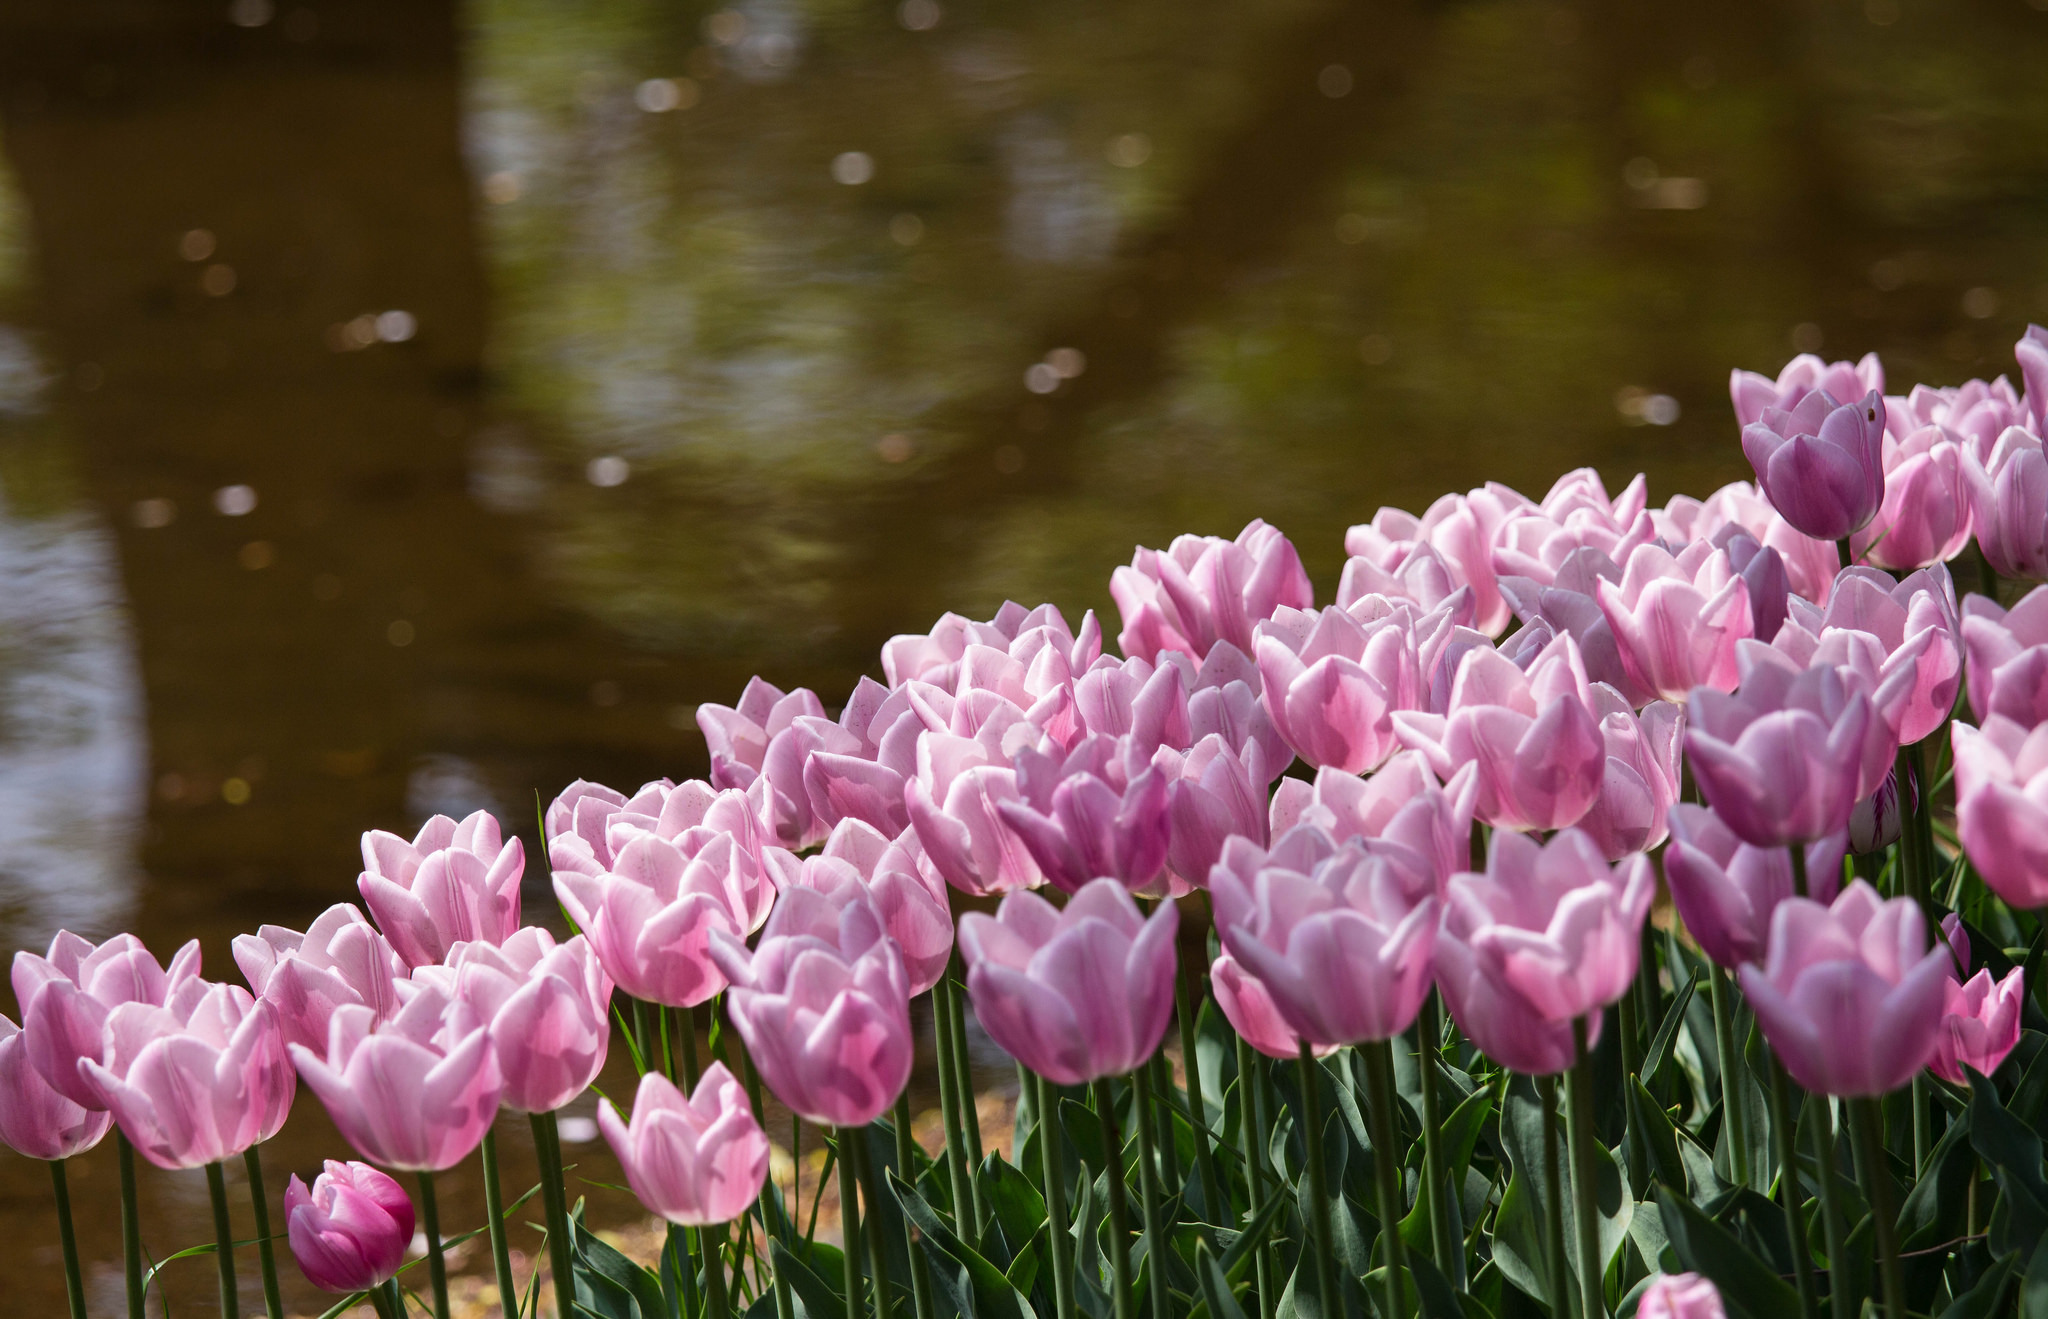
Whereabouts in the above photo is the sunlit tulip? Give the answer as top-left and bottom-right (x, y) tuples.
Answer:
(1267, 753), (1477, 895)
(234, 904), (409, 1053)
(998, 733), (1172, 896)
(1209, 954), (1328, 1061)
(1961, 587), (2048, 726)
(697, 677), (830, 846)
(13, 932), (202, 1110)
(1969, 425), (2048, 580)
(1253, 596), (1455, 774)
(883, 601), (1101, 690)
(553, 829), (764, 1008)
(1577, 692), (1684, 861)
(1112, 519), (1314, 663)
(1595, 540), (1752, 701)
(358, 810), (524, 968)
(1497, 548), (1651, 706)
(1637, 1272), (1727, 1319)
(0, 1015), (111, 1160)
(1854, 425), (1974, 569)
(1890, 372), (2026, 461)
(1681, 480), (1842, 605)
(906, 725), (1045, 896)
(1776, 564), (1959, 745)
(1741, 388), (1888, 542)
(1663, 804), (1844, 969)
(1951, 715), (2048, 909)
(1731, 351), (1885, 427)
(1346, 483), (1530, 636)
(284, 1161), (414, 1293)
(791, 819), (955, 996)
(1157, 733), (1270, 888)
(443, 930), (611, 1115)
(1928, 966), (2024, 1085)
(1685, 662), (1874, 846)
(598, 1065), (769, 1227)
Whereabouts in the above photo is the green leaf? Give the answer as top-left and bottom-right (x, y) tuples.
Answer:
(1940, 1250), (2016, 1319)
(1640, 966), (1701, 1087)
(771, 1238), (847, 1319)
(891, 1170), (1040, 1319)
(570, 1202), (666, 1319)
(1194, 1243), (1249, 1319)
(979, 1153), (1048, 1268)
(1623, 1079), (1685, 1202)
(1653, 1185), (1800, 1319)
(1968, 1068), (2048, 1259)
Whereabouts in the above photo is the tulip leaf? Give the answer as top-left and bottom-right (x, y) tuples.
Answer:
(1653, 1185), (1800, 1319)
(1194, 1242), (1250, 1319)
(890, 1169), (1040, 1319)
(979, 1152), (1048, 1268)
(1939, 1249), (2017, 1319)
(1640, 965), (1701, 1091)
(1487, 1171), (1551, 1306)
(770, 1237), (848, 1319)
(1968, 1068), (2048, 1259)
(1061, 1098), (1108, 1180)
(1623, 1078), (1686, 1202)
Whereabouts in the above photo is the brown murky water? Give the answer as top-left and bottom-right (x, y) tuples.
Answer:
(1, 0), (2046, 1311)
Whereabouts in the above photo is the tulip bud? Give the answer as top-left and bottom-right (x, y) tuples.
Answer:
(1741, 388), (1887, 542)
(285, 1161), (414, 1293)
(598, 1065), (769, 1226)
(1637, 1272), (1728, 1319)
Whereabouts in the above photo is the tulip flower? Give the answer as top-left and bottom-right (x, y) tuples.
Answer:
(1775, 564), (1959, 745)
(443, 930), (611, 1115)
(13, 932), (203, 1110)
(1942, 912), (1972, 974)
(1158, 733), (1270, 888)
(883, 600), (1100, 690)
(1738, 881), (1948, 1096)
(1346, 483), (1530, 637)
(1594, 540), (1752, 701)
(1577, 693), (1684, 862)
(1209, 829), (1438, 1047)
(1848, 769), (1905, 855)
(1433, 927), (1588, 1077)
(956, 878), (1177, 1085)
(1490, 468), (1654, 587)
(1853, 425), (1974, 569)
(793, 819), (955, 995)
(2020, 323), (2048, 433)
(79, 982), (295, 1170)
(710, 883), (913, 1127)
(801, 681), (922, 839)
(998, 732), (1173, 896)
(1685, 661), (1874, 846)
(1111, 519), (1314, 663)
(1681, 480), (1842, 605)
(1267, 753), (1477, 895)
(233, 904), (410, 1052)
(1952, 715), (2048, 909)
(1637, 1273), (1728, 1319)
(284, 1161), (414, 1293)
(1663, 804), (1844, 969)
(1741, 388), (1887, 542)
(1208, 954), (1329, 1061)
(1961, 587), (2048, 727)
(1928, 966), (2024, 1085)
(1969, 425), (2048, 580)
(1253, 596), (1455, 774)
(358, 810), (524, 968)
(906, 725), (1046, 896)
(289, 984), (503, 1170)
(1440, 828), (1654, 1027)
(0, 1015), (111, 1160)
(1731, 351), (1884, 427)
(1497, 548), (1652, 705)
(1337, 540), (1471, 617)
(1890, 373), (2026, 460)
(553, 829), (764, 1008)
(1716, 530), (1790, 644)
(598, 1064), (770, 1226)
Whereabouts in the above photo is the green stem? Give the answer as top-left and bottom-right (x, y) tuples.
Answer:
(1036, 1074), (1077, 1319)
(479, 1131), (521, 1319)
(1836, 537), (1854, 570)
(1130, 1063), (1170, 1319)
(530, 1111), (577, 1319)
(51, 1158), (87, 1319)
(1148, 1052), (1180, 1188)
(367, 1281), (401, 1319)
(705, 1220), (735, 1319)
(241, 1146), (284, 1319)
(1849, 1098), (1905, 1319)
(1416, 995), (1459, 1286)
(1294, 1047), (1339, 1319)
(837, 1128), (866, 1319)
(854, 1129), (895, 1319)
(1567, 1020), (1604, 1319)
(1361, 1040), (1409, 1319)
(206, 1160), (241, 1319)
(1617, 984), (1640, 1083)
(1709, 964), (1752, 1186)
(679, 1005), (703, 1088)
(896, 1091), (937, 1319)
(118, 1130), (145, 1319)
(1910, 1074), (1930, 1176)
(931, 983), (974, 1235)
(1811, 1097), (1851, 1319)
(1789, 842), (1809, 900)
(1235, 1039), (1276, 1319)
(947, 976), (989, 1232)
(1536, 1074), (1569, 1319)
(1766, 1055), (1818, 1319)
(382, 1279), (404, 1319)
(1175, 958), (1226, 1224)
(634, 997), (657, 1078)
(415, 1170), (449, 1319)
(1094, 1078), (1137, 1319)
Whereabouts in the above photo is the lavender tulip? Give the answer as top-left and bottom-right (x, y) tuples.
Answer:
(1928, 966), (2024, 1085)
(1961, 587), (2048, 726)
(13, 932), (203, 1110)
(284, 1161), (414, 1293)
(1853, 424), (1974, 569)
(1209, 954), (1326, 1061)
(793, 819), (955, 996)
(1664, 804), (1844, 969)
(1969, 425), (2048, 579)
(233, 904), (410, 1053)
(0, 1015), (111, 1160)
(1594, 540), (1752, 701)
(553, 829), (766, 1008)
(1731, 351), (1884, 427)
(1637, 1273), (1728, 1319)
(1741, 388), (1887, 542)
(1952, 715), (2048, 909)
(1157, 733), (1270, 888)
(1346, 483), (1531, 637)
(1685, 661), (1874, 846)
(1679, 480), (1842, 605)
(440, 930), (612, 1115)
(1498, 548), (1652, 705)
(1267, 752), (1477, 894)
(598, 1064), (770, 1227)
(1253, 596), (1456, 774)
(1112, 519), (1314, 662)
(358, 810), (524, 968)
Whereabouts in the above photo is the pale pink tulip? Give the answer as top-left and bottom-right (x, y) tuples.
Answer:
(599, 1065), (770, 1226)
(358, 810), (524, 968)
(1595, 540), (1752, 701)
(1961, 587), (2048, 727)
(1731, 351), (1884, 427)
(1928, 966), (2024, 1085)
(234, 905), (409, 1053)
(1112, 520), (1314, 663)
(443, 930), (611, 1115)
(791, 819), (954, 996)
(1266, 753), (1477, 895)
(1345, 483), (1531, 637)
(0, 1015), (111, 1160)
(1663, 804), (1844, 969)
(1951, 715), (2048, 909)
(13, 932), (202, 1110)
(1253, 596), (1457, 774)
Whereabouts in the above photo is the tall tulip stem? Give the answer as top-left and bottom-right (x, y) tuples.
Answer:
(1175, 957), (1225, 1222)
(1361, 1040), (1409, 1319)
(1092, 1078), (1137, 1319)
(930, 986), (975, 1235)
(1235, 1040), (1276, 1319)
(50, 1158), (87, 1319)
(946, 976), (988, 1231)
(1293, 1047), (1339, 1319)
(1417, 995), (1459, 1285)
(1850, 1098), (1906, 1319)
(1789, 844), (1809, 900)
(1035, 1074), (1077, 1319)
(118, 1130), (145, 1319)
(836, 1127), (866, 1319)
(479, 1130), (521, 1319)
(1765, 1054), (1818, 1319)
(853, 1128), (894, 1319)
(895, 1090), (938, 1319)
(530, 1111), (577, 1319)
(1129, 1062), (1170, 1319)
(1536, 1074), (1569, 1319)
(205, 1160), (241, 1319)
(1708, 965), (1752, 1186)
(1567, 1020), (1604, 1319)
(705, 1220), (735, 1319)
(1810, 1097), (1851, 1319)
(241, 1146), (284, 1319)
(415, 1170), (450, 1319)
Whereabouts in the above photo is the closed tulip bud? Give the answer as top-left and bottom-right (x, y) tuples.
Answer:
(358, 810), (524, 968)
(1928, 966), (2024, 1085)
(1741, 388), (1888, 542)
(284, 1161), (414, 1293)
(12, 932), (202, 1110)
(1715, 530), (1790, 644)
(1686, 662), (1874, 847)
(234, 904), (409, 1053)
(1637, 1272), (1728, 1319)
(598, 1065), (769, 1227)
(447, 929), (611, 1115)
(1848, 769), (1906, 855)
(0, 1015), (111, 1160)
(1961, 587), (2048, 726)
(1111, 519), (1314, 663)
(957, 879), (1177, 1085)
(1952, 715), (2048, 909)
(1664, 804), (1844, 969)
(1738, 881), (1949, 1096)
(1942, 913), (1972, 974)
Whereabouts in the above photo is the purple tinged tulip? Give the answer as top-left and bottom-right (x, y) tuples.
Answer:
(1577, 691), (1685, 862)
(1253, 596), (1458, 774)
(1157, 733), (1270, 889)
(906, 726), (1045, 897)
(1685, 661), (1875, 846)
(956, 879), (1177, 1085)
(1848, 769), (1905, 856)
(1679, 480), (1843, 606)
(598, 1065), (769, 1227)
(998, 733), (1173, 897)
(1943, 913), (1971, 973)
(1889, 374), (2026, 461)
(440, 930), (612, 1115)
(1928, 966), (2024, 1085)
(709, 884), (913, 1127)
(1741, 388), (1888, 542)
(234, 904), (410, 1053)
(1738, 881), (1948, 1097)
(1663, 804), (1844, 970)
(1961, 587), (2048, 726)
(79, 980), (296, 1170)
(13, 932), (203, 1110)
(1209, 829), (1438, 1047)
(1731, 351), (1884, 426)
(1345, 483), (1531, 637)
(0, 1015), (111, 1160)
(1713, 529), (1790, 644)
(284, 1161), (414, 1293)
(1968, 425), (2048, 579)
(1951, 715), (2048, 909)
(1266, 753), (1477, 895)
(289, 983), (503, 1171)
(358, 810), (524, 968)
(1498, 548), (1653, 706)
(1780, 564), (1960, 747)
(883, 601), (1100, 690)
(1595, 540), (1753, 702)
(792, 819), (955, 996)
(1392, 631), (1608, 833)
(1853, 425), (1975, 569)
(1208, 954), (1331, 1061)
(2020, 324), (2048, 433)
(1637, 1273), (1728, 1319)
(1490, 468), (1654, 587)
(1111, 519), (1314, 663)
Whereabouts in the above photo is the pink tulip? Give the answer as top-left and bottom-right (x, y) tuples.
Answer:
(441, 930), (611, 1115)
(1637, 1272), (1727, 1319)
(1440, 828), (1653, 1027)
(1577, 693), (1684, 862)
(1491, 468), (1654, 587)
(1928, 966), (2024, 1085)
(998, 733), (1173, 896)
(1968, 425), (2048, 580)
(1073, 653), (1192, 751)
(548, 780), (782, 933)
(1890, 373), (2026, 461)
(883, 601), (1100, 690)
(2020, 324), (2048, 432)
(1393, 631), (1607, 833)
(1158, 733), (1270, 889)
(1738, 881), (1948, 1096)
(1741, 388), (1888, 543)
(697, 677), (830, 845)
(553, 829), (765, 1008)
(1961, 587), (2048, 727)
(1853, 425), (1974, 569)
(289, 984), (503, 1170)
(1685, 661), (1874, 846)
(1345, 483), (1531, 637)
(1266, 753), (1477, 895)
(284, 1161), (414, 1293)
(793, 819), (955, 996)
(1498, 549), (1654, 706)
(1663, 804), (1844, 969)
(1253, 596), (1457, 774)
(1433, 928), (1589, 1077)
(1111, 519), (1314, 663)
(234, 904), (410, 1052)
(1209, 829), (1438, 1047)
(1848, 769), (1905, 855)
(597, 1065), (769, 1226)
(956, 879), (1177, 1085)
(1208, 954), (1329, 1061)
(0, 1015), (111, 1160)
(1679, 480), (1841, 605)
(1731, 351), (1885, 427)
(1594, 540), (1752, 701)
(1777, 565), (1959, 745)
(802, 681), (921, 839)
(358, 810), (524, 968)
(80, 981), (295, 1170)
(710, 885), (913, 1127)
(1943, 912), (1971, 974)
(906, 726), (1046, 897)
(1951, 715), (2048, 909)
(1336, 540), (1470, 617)
(13, 932), (202, 1110)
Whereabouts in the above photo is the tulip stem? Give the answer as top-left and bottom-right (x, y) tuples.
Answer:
(1416, 994), (1459, 1286)
(1849, 1098), (1906, 1319)
(1789, 843), (1809, 900)
(205, 1160), (241, 1319)
(680, 1006), (703, 1089)
(1235, 1039), (1276, 1319)
(836, 1128), (866, 1319)
(946, 977), (988, 1230)
(1567, 1019), (1605, 1319)
(1536, 1074), (1569, 1319)
(1093, 1078), (1137, 1319)
(1175, 957), (1226, 1224)
(1836, 537), (1854, 570)
(479, 1130), (522, 1319)
(1034, 1074), (1077, 1319)
(856, 1128), (896, 1319)
(1147, 1053), (1180, 1188)
(705, 1220), (735, 1319)
(118, 1130), (145, 1319)
(367, 1281), (401, 1319)
(1708, 964), (1752, 1186)
(1810, 1097), (1851, 1319)
(1361, 1039), (1409, 1319)
(240, 1146), (284, 1319)
(894, 1092), (936, 1319)
(1765, 1054), (1818, 1319)
(529, 1111), (578, 1319)
(930, 986), (975, 1235)
(413, 1171), (450, 1319)
(1293, 1047), (1339, 1319)
(50, 1158), (87, 1319)
(1129, 1062), (1170, 1319)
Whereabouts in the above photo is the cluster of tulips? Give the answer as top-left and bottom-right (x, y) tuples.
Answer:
(11, 330), (2048, 1319)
